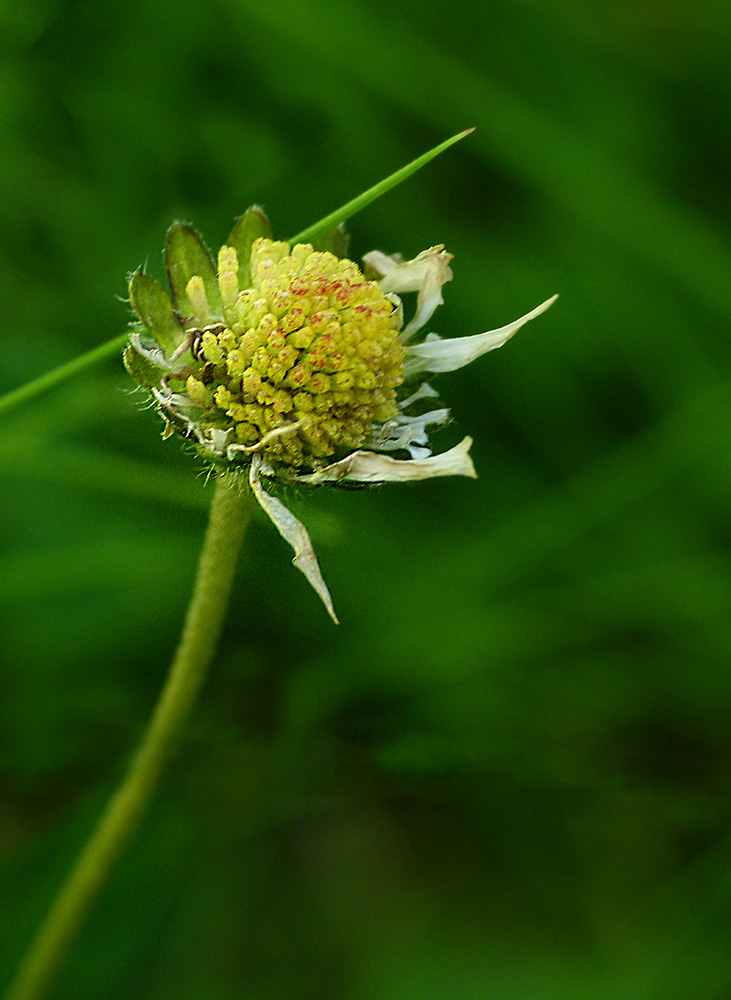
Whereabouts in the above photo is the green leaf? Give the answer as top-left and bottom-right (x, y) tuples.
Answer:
(311, 223), (349, 258)
(122, 343), (166, 390)
(165, 222), (221, 318)
(226, 206), (273, 289)
(288, 128), (474, 246)
(128, 273), (185, 355)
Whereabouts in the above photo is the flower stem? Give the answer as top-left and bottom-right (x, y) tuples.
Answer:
(4, 474), (253, 1000)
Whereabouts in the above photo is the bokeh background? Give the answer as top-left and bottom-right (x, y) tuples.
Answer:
(2, 0), (731, 997)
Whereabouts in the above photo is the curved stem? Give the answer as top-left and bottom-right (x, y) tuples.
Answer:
(4, 474), (253, 1000)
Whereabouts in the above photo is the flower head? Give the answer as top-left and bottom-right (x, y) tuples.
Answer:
(125, 207), (556, 622)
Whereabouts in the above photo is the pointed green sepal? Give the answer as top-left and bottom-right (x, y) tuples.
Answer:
(128, 272), (185, 356)
(165, 222), (221, 319)
(123, 342), (167, 390)
(311, 223), (349, 259)
(227, 206), (273, 290)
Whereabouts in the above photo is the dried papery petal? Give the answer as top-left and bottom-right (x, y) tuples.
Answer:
(366, 246), (453, 342)
(399, 383), (440, 408)
(367, 407), (451, 455)
(369, 246), (453, 295)
(362, 249), (400, 279)
(291, 436), (476, 484)
(249, 457), (338, 623)
(404, 295), (558, 377)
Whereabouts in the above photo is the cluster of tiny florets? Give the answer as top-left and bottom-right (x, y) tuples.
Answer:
(183, 238), (405, 466)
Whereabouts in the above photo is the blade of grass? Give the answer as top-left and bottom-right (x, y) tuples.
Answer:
(287, 129), (473, 245)
(0, 134), (471, 424)
(0, 333), (128, 420)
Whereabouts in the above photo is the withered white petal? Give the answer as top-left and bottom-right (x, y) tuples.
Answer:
(151, 384), (188, 409)
(367, 408), (450, 453)
(362, 249), (400, 278)
(404, 254), (455, 341)
(366, 246), (454, 343)
(294, 436), (477, 484)
(406, 445), (432, 460)
(399, 382), (439, 409)
(369, 246), (452, 295)
(249, 456), (338, 624)
(403, 295), (558, 378)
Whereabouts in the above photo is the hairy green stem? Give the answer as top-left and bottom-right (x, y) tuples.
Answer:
(4, 475), (253, 1000)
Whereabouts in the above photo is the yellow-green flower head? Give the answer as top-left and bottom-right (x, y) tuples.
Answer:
(125, 207), (556, 621)
(192, 239), (406, 467)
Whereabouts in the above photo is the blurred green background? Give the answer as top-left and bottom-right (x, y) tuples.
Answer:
(2, 0), (731, 997)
